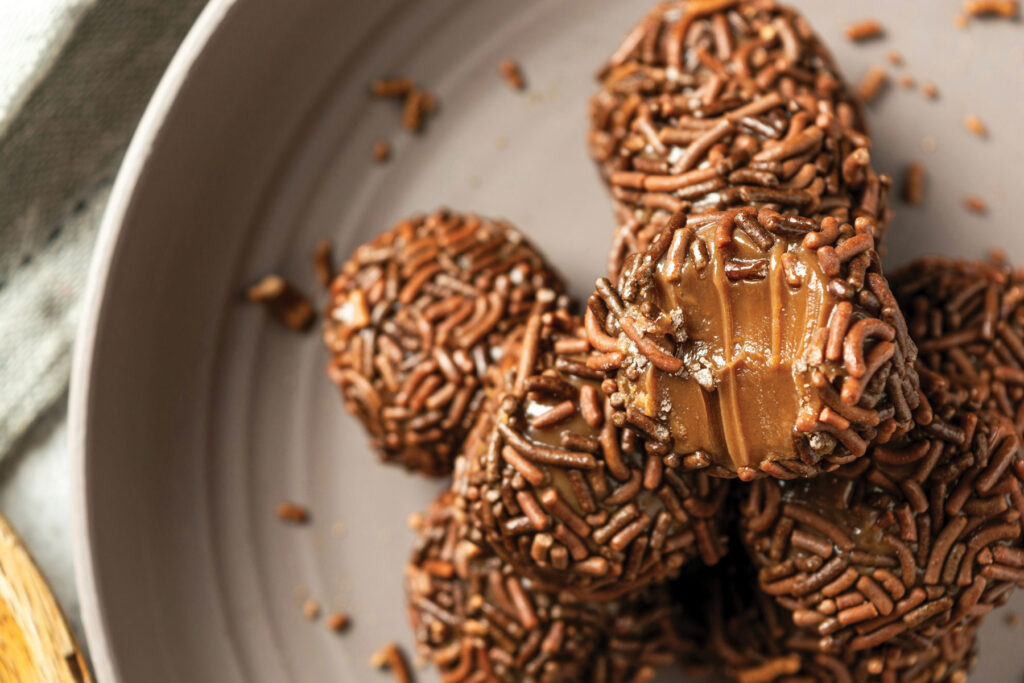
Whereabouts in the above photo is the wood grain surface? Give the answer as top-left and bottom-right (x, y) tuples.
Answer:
(0, 513), (90, 682)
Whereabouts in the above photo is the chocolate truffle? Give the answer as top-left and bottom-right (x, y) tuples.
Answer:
(323, 209), (566, 476)
(674, 552), (979, 682)
(894, 256), (1024, 433)
(455, 298), (730, 598)
(587, 209), (920, 480)
(739, 398), (1024, 651)
(406, 493), (681, 683)
(590, 0), (892, 280)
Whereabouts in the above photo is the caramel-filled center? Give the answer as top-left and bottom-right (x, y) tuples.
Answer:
(622, 227), (828, 474)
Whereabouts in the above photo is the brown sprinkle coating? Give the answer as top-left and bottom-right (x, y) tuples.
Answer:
(454, 300), (730, 597)
(499, 58), (526, 91)
(406, 493), (682, 682)
(276, 501), (310, 524)
(964, 0), (1019, 18)
(247, 275), (315, 331)
(592, 0), (894, 283)
(323, 209), (565, 476)
(590, 207), (919, 480)
(845, 20), (885, 42)
(902, 163), (925, 205)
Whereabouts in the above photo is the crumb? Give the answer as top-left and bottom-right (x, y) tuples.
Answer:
(407, 511), (425, 531)
(371, 642), (412, 683)
(899, 75), (916, 89)
(845, 19), (884, 41)
(331, 521), (347, 538)
(373, 140), (391, 163)
(371, 77), (414, 99)
(303, 599), (320, 620)
(247, 276), (315, 331)
(921, 81), (939, 99)
(499, 58), (526, 90)
(965, 114), (988, 137)
(922, 137), (937, 153)
(276, 501), (310, 524)
(886, 51), (904, 66)
(857, 66), (888, 104)
(902, 163), (925, 205)
(964, 0), (1018, 18)
(964, 195), (988, 213)
(326, 611), (350, 632)
(313, 240), (333, 287)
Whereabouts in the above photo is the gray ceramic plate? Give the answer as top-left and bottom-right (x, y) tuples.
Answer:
(70, 0), (1024, 681)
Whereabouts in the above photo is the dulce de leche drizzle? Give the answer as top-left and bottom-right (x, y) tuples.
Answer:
(621, 220), (829, 473)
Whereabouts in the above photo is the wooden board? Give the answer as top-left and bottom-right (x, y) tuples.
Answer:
(0, 513), (91, 682)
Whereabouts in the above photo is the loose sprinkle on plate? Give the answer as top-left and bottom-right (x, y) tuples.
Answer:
(902, 163), (925, 205)
(276, 501), (310, 524)
(857, 66), (888, 104)
(845, 19), (884, 41)
(965, 114), (988, 137)
(499, 58), (526, 90)
(247, 277), (315, 331)
(965, 195), (989, 213)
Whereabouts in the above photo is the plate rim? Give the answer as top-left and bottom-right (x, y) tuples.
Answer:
(68, 1), (239, 680)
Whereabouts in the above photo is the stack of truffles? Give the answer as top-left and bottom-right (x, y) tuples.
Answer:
(322, 2), (1024, 681)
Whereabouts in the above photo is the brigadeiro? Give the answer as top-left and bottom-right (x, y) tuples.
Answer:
(454, 296), (731, 598)
(586, 208), (921, 480)
(589, 0), (892, 279)
(323, 209), (566, 476)
(672, 551), (979, 682)
(406, 492), (682, 683)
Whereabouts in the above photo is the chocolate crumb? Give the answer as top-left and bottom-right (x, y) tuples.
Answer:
(326, 611), (350, 632)
(902, 163), (925, 205)
(247, 276), (315, 331)
(887, 50), (904, 66)
(276, 501), (310, 524)
(964, 195), (988, 213)
(499, 58), (526, 91)
(370, 78), (414, 99)
(313, 240), (334, 287)
(373, 140), (391, 163)
(921, 81), (939, 99)
(371, 642), (412, 683)
(857, 66), (888, 104)
(964, 0), (1018, 18)
(965, 114), (988, 137)
(845, 19), (884, 41)
(302, 599), (320, 620)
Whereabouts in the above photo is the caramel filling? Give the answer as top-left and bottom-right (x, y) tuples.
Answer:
(622, 227), (828, 473)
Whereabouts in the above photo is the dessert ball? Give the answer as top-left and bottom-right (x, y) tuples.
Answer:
(455, 299), (730, 598)
(590, 0), (892, 279)
(323, 209), (566, 476)
(587, 208), (920, 480)
(406, 493), (681, 683)
(894, 256), (1024, 434)
(673, 552), (978, 682)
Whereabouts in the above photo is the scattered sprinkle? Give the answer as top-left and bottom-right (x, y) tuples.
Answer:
(276, 501), (310, 524)
(845, 19), (884, 41)
(407, 511), (425, 531)
(964, 195), (988, 213)
(955, 12), (971, 28)
(964, 114), (988, 138)
(303, 599), (321, 620)
(899, 75), (916, 89)
(921, 81), (939, 99)
(331, 521), (347, 538)
(247, 276), (315, 331)
(886, 51), (904, 66)
(313, 240), (334, 287)
(371, 78), (414, 99)
(499, 58), (526, 91)
(373, 140), (391, 163)
(922, 137), (938, 153)
(963, 0), (1018, 18)
(326, 611), (350, 632)
(857, 66), (888, 104)
(403, 89), (438, 133)
(371, 642), (413, 683)
(495, 135), (509, 149)
(902, 163), (925, 205)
